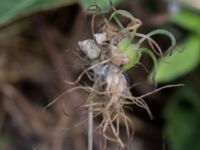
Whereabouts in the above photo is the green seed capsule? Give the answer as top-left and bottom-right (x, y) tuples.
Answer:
(118, 37), (132, 50)
(118, 37), (141, 71)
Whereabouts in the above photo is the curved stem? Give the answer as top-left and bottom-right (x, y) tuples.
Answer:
(138, 29), (176, 55)
(140, 48), (158, 86)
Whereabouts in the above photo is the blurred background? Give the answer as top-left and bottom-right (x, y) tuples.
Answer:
(0, 0), (199, 150)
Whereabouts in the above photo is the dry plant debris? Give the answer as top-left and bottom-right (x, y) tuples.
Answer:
(65, 3), (181, 149)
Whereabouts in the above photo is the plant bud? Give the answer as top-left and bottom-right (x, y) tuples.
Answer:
(118, 37), (141, 71)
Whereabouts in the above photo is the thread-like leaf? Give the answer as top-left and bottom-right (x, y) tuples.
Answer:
(109, 9), (138, 32)
(138, 29), (176, 55)
(109, 9), (136, 22)
(140, 48), (158, 85)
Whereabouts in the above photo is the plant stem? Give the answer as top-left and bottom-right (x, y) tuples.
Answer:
(88, 100), (93, 150)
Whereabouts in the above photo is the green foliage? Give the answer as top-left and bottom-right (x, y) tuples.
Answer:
(165, 86), (200, 150)
(0, 135), (9, 150)
(0, 0), (122, 27)
(80, 0), (122, 9)
(0, 0), (76, 26)
(154, 35), (200, 83)
(109, 9), (174, 75)
(170, 9), (200, 35)
(151, 8), (200, 83)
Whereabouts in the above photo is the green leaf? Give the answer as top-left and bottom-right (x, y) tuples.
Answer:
(79, 0), (122, 10)
(152, 35), (200, 83)
(0, 0), (76, 26)
(170, 9), (200, 35)
(165, 87), (200, 150)
(0, 135), (10, 150)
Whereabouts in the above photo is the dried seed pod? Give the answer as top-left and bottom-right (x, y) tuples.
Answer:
(78, 33), (107, 60)
(110, 45), (129, 66)
(78, 39), (101, 60)
(105, 65), (128, 94)
(101, 23), (120, 40)
(94, 33), (107, 44)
